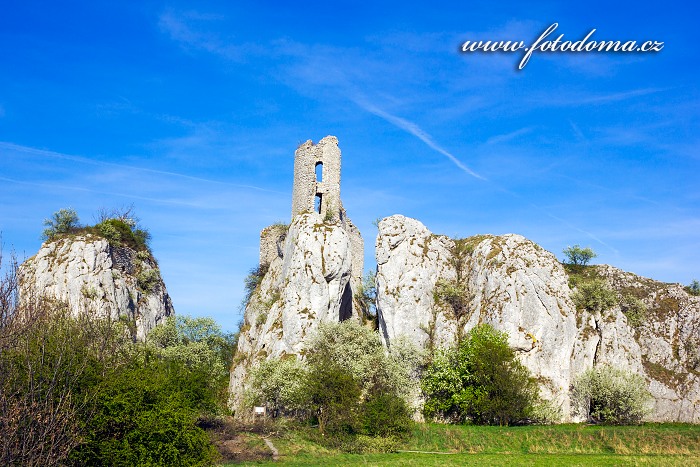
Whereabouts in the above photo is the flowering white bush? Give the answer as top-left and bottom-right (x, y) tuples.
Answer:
(572, 365), (652, 424)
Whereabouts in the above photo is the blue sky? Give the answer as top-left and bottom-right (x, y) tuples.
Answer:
(1, 1), (697, 332)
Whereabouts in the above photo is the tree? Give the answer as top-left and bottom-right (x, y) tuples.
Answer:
(247, 321), (418, 439)
(246, 357), (308, 417)
(572, 365), (652, 425)
(422, 324), (539, 426)
(147, 315), (238, 408)
(305, 359), (361, 435)
(563, 244), (597, 266)
(686, 279), (700, 296)
(69, 355), (218, 466)
(42, 208), (80, 240)
(307, 321), (421, 400)
(355, 270), (377, 322)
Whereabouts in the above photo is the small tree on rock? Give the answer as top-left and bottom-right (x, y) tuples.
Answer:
(563, 244), (597, 266)
(42, 208), (80, 240)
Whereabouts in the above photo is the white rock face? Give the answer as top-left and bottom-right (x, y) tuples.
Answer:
(19, 235), (173, 340)
(376, 215), (700, 422)
(229, 213), (362, 413)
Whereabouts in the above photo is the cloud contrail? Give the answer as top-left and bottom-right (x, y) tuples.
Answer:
(353, 100), (486, 181)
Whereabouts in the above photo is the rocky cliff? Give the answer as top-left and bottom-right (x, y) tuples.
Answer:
(376, 215), (700, 422)
(19, 234), (174, 340)
(228, 212), (364, 413)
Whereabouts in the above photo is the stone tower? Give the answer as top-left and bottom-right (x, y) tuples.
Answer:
(291, 135), (342, 222)
(259, 135), (364, 285)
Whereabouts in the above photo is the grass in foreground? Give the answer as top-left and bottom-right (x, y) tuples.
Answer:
(219, 421), (700, 466)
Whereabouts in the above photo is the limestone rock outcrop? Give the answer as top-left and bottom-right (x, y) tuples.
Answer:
(229, 137), (364, 415)
(19, 235), (173, 340)
(228, 213), (362, 413)
(376, 215), (700, 422)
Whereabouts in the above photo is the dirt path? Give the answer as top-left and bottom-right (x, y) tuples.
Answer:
(263, 437), (279, 461)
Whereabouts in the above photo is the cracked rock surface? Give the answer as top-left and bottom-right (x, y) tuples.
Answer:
(376, 215), (700, 422)
(19, 235), (173, 340)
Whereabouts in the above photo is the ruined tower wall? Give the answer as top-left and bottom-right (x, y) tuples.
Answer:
(291, 136), (342, 221)
(259, 224), (287, 267)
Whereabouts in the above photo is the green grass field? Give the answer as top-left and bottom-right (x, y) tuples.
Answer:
(224, 422), (700, 466)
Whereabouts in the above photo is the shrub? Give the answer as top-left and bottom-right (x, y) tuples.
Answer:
(0, 292), (132, 466)
(137, 268), (160, 293)
(97, 220), (121, 243)
(42, 208), (81, 240)
(355, 270), (377, 321)
(572, 365), (652, 425)
(572, 278), (617, 314)
(422, 324), (539, 426)
(2, 250), (224, 466)
(306, 360), (361, 434)
(360, 392), (412, 437)
(686, 279), (700, 296)
(433, 278), (470, 317)
(242, 264), (269, 309)
(96, 218), (150, 251)
(621, 294), (647, 327)
(147, 315), (237, 404)
(246, 357), (308, 417)
(69, 357), (218, 466)
(306, 321), (421, 400)
(563, 244), (597, 266)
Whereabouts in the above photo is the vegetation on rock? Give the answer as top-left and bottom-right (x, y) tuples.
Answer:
(41, 206), (152, 253)
(572, 278), (618, 314)
(562, 244), (597, 267)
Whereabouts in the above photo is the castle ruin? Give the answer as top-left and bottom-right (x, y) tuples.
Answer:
(258, 135), (364, 316)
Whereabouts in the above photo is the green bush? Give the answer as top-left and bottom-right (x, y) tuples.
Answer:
(360, 392), (412, 437)
(137, 268), (161, 293)
(1, 261), (225, 467)
(572, 278), (617, 314)
(147, 315), (237, 404)
(0, 297), (132, 466)
(306, 360), (361, 435)
(96, 218), (150, 251)
(246, 357), (308, 416)
(572, 365), (652, 425)
(42, 208), (81, 240)
(686, 279), (700, 296)
(69, 357), (218, 466)
(433, 278), (470, 317)
(422, 324), (539, 426)
(247, 321), (417, 444)
(355, 270), (378, 322)
(621, 294), (647, 327)
(307, 321), (422, 400)
(242, 264), (269, 309)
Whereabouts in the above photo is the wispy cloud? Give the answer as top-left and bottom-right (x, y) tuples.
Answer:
(540, 87), (666, 107)
(568, 120), (587, 142)
(543, 210), (619, 255)
(0, 142), (282, 193)
(353, 98), (486, 180)
(484, 127), (534, 145)
(0, 175), (208, 207)
(158, 9), (262, 61)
